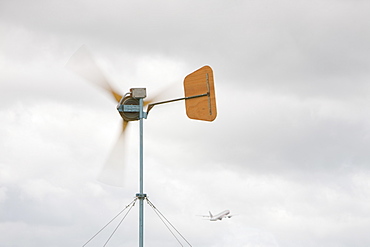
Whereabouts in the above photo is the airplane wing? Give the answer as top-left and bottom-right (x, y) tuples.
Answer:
(226, 214), (236, 218)
(197, 211), (213, 218)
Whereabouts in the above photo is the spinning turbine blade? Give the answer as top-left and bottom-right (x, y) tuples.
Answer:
(66, 45), (122, 102)
(150, 82), (181, 102)
(66, 45), (130, 186)
(144, 83), (181, 114)
(98, 120), (129, 187)
(144, 89), (169, 106)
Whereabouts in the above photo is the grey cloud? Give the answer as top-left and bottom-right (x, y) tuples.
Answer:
(2, 0), (370, 246)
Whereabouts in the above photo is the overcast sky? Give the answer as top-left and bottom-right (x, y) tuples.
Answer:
(2, 0), (370, 246)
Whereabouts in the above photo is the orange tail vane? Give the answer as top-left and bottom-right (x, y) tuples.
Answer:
(183, 65), (217, 121)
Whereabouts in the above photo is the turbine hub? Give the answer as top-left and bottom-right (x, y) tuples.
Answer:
(117, 96), (140, 121)
(116, 88), (147, 121)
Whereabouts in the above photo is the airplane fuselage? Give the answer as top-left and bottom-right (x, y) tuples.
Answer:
(210, 210), (230, 221)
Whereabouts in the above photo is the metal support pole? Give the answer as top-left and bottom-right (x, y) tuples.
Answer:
(138, 98), (145, 247)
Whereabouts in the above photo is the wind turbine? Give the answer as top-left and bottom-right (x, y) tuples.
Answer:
(66, 45), (217, 246)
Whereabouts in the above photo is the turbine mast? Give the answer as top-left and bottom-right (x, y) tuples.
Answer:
(130, 88), (147, 247)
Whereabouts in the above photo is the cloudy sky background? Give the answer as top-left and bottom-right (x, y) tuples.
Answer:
(2, 0), (370, 246)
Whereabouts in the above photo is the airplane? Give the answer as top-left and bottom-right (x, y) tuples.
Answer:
(199, 210), (233, 221)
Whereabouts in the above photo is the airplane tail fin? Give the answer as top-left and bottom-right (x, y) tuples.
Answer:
(209, 211), (213, 218)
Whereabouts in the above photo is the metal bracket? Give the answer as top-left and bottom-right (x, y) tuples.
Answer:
(136, 193), (147, 199)
(122, 105), (140, 112)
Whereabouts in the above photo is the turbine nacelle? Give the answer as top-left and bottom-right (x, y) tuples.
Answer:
(117, 88), (146, 122)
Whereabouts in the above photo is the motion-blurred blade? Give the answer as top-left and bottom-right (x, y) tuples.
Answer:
(145, 83), (179, 105)
(65, 45), (122, 102)
(144, 83), (181, 114)
(97, 120), (129, 187)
